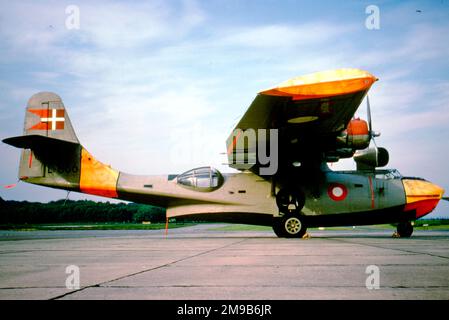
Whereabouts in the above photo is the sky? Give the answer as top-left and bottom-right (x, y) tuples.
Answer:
(0, 0), (448, 218)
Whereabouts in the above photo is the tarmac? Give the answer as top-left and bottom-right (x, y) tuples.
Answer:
(1, 224), (449, 300)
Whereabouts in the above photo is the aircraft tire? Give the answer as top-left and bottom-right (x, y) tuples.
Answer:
(397, 221), (413, 238)
(272, 218), (286, 237)
(272, 214), (307, 238)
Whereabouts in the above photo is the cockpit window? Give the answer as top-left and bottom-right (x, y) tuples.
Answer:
(375, 169), (402, 180)
(177, 167), (224, 191)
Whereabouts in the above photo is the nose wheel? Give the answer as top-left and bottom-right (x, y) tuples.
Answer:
(396, 221), (413, 238)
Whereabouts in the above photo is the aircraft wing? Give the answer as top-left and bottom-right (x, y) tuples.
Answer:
(226, 68), (378, 176)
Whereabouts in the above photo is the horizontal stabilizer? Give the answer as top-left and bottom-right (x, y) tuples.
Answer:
(3, 134), (79, 150)
(3, 134), (82, 181)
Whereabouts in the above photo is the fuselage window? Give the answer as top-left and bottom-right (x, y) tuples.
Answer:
(177, 167), (223, 191)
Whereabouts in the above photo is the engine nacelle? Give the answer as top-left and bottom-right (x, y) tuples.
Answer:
(354, 147), (389, 170)
(337, 119), (370, 150)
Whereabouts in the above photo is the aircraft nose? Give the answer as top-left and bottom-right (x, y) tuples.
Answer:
(402, 178), (445, 218)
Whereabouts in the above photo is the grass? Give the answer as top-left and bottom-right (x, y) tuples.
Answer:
(0, 222), (196, 231)
(414, 219), (449, 227)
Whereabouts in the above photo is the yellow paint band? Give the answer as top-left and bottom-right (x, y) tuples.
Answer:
(402, 179), (444, 204)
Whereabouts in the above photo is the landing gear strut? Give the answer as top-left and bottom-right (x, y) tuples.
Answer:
(272, 189), (307, 238)
(275, 189), (305, 214)
(396, 221), (413, 238)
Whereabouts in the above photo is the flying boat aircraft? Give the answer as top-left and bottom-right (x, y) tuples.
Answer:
(3, 68), (446, 237)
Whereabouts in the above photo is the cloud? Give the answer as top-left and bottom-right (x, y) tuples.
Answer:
(0, 1), (66, 53)
(218, 22), (353, 49)
(74, 1), (173, 49)
(394, 24), (449, 62)
(368, 78), (449, 135)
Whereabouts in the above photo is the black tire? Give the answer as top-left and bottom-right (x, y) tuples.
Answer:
(276, 189), (305, 214)
(397, 221), (413, 238)
(272, 213), (307, 238)
(272, 218), (285, 237)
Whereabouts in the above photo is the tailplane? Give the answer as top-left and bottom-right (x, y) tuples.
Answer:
(3, 92), (119, 198)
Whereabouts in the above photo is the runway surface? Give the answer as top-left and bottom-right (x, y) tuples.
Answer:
(1, 224), (449, 300)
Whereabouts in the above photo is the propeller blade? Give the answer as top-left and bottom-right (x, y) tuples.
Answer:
(366, 94), (380, 138)
(366, 94), (372, 135)
(442, 197), (449, 201)
(372, 137), (379, 165)
(367, 96), (378, 163)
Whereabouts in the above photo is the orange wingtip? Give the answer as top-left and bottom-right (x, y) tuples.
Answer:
(260, 68), (378, 100)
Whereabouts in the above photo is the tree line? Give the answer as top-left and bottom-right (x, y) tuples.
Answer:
(0, 197), (166, 224)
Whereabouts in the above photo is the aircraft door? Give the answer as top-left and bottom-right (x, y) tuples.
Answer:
(374, 175), (386, 209)
(373, 171), (405, 209)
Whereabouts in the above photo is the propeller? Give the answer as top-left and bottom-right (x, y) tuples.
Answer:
(353, 94), (389, 169)
(366, 94), (379, 164)
(366, 95), (380, 140)
(442, 197), (449, 202)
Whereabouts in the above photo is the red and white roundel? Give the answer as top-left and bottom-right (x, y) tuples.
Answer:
(327, 183), (348, 201)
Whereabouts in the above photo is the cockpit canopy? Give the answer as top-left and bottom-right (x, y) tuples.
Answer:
(176, 166), (224, 191)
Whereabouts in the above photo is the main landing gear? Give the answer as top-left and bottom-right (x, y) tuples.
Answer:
(396, 221), (413, 238)
(272, 189), (307, 238)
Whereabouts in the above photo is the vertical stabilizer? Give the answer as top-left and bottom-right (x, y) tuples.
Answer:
(3, 92), (119, 197)
(24, 92), (79, 143)
(4, 92), (82, 190)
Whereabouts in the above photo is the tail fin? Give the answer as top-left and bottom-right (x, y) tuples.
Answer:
(3, 92), (119, 198)
(23, 92), (79, 143)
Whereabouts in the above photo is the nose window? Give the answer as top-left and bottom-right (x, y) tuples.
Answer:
(177, 167), (223, 191)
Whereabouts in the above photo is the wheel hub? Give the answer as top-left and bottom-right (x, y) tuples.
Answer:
(285, 217), (301, 234)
